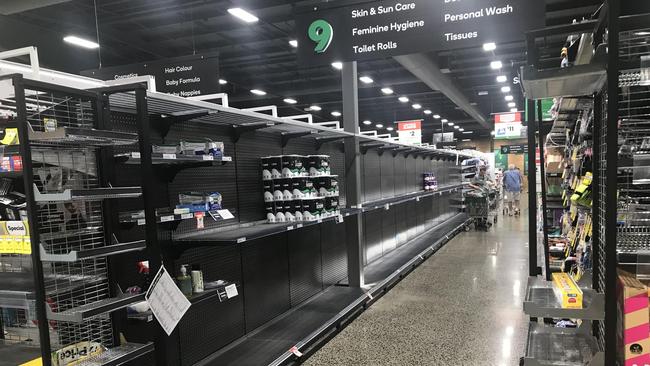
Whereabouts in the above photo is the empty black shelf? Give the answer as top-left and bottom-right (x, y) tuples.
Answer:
(361, 183), (464, 212)
(119, 208), (236, 226)
(33, 184), (142, 202)
(29, 126), (138, 147)
(46, 293), (145, 323)
(75, 342), (154, 366)
(40, 240), (146, 262)
(115, 152), (232, 165)
(521, 63), (606, 99)
(524, 322), (603, 366)
(175, 214), (351, 245)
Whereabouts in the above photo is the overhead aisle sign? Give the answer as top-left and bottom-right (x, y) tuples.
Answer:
(296, 0), (544, 64)
(397, 120), (422, 144)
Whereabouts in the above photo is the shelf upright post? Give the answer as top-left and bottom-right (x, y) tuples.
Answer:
(524, 30), (541, 278)
(537, 101), (551, 280)
(604, 0), (619, 363)
(133, 86), (167, 364)
(13, 74), (52, 365)
(342, 61), (364, 287)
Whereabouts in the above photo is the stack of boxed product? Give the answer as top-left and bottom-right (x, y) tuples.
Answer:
(152, 140), (225, 158)
(423, 172), (438, 191)
(261, 155), (339, 222)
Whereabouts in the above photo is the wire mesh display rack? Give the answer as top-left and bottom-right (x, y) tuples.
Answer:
(518, 3), (650, 365)
(0, 75), (154, 366)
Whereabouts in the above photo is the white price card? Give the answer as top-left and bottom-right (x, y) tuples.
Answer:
(162, 153), (176, 160)
(225, 284), (238, 299)
(145, 266), (191, 336)
(217, 209), (235, 220)
(222, 156), (233, 162)
(181, 213), (194, 220)
(132, 152), (141, 159)
(202, 155), (214, 161)
(160, 215), (174, 223)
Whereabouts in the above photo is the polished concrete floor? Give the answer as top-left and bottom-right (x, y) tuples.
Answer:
(306, 209), (530, 366)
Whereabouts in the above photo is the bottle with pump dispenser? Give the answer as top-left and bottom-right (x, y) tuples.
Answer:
(177, 265), (193, 298)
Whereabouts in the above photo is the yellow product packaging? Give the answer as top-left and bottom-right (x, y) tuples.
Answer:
(0, 221), (31, 254)
(552, 272), (583, 309)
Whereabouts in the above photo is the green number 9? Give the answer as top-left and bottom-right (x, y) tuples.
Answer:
(308, 19), (333, 53)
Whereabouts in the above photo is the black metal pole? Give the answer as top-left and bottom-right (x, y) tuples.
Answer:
(537, 101), (551, 280)
(133, 87), (167, 364)
(526, 99), (539, 277)
(13, 75), (52, 366)
(342, 61), (364, 287)
(605, 0), (619, 363)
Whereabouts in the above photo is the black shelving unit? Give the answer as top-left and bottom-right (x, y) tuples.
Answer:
(1, 53), (477, 366)
(0, 74), (155, 366)
(522, 6), (650, 365)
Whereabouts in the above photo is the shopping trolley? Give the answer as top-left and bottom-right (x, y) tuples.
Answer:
(466, 191), (498, 231)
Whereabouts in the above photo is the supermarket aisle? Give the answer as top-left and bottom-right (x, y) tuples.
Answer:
(306, 207), (530, 366)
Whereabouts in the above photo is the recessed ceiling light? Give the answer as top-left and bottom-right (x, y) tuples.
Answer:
(412, 104), (422, 110)
(635, 31), (650, 36)
(381, 87), (394, 95)
(331, 111), (342, 117)
(386, 127), (394, 131)
(289, 40), (298, 48)
(454, 125), (460, 129)
(398, 96), (409, 103)
(250, 89), (266, 96)
(496, 75), (507, 83)
(227, 8), (259, 23)
(63, 35), (99, 49)
(501, 86), (511, 93)
(442, 119), (449, 123)
(478, 91), (489, 96)
(359, 76), (374, 84)
(510, 108), (518, 112)
(507, 102), (516, 108)
(219, 79), (228, 85)
(483, 42), (497, 51)
(447, 123), (454, 126)
(459, 128), (465, 132)
(363, 120), (372, 125)
(283, 98), (297, 104)
(490, 61), (503, 70)
(331, 62), (343, 70)
(462, 131), (473, 134)
(424, 110), (432, 115)
(376, 124), (384, 128)
(505, 95), (514, 101)
(309, 105), (322, 111)
(433, 114), (441, 119)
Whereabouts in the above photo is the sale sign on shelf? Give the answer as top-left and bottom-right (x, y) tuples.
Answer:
(397, 120), (422, 145)
(494, 112), (524, 140)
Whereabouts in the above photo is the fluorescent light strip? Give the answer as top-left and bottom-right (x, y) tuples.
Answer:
(331, 62), (343, 70)
(250, 89), (266, 96)
(359, 76), (374, 84)
(381, 87), (394, 95)
(483, 42), (496, 51)
(283, 98), (297, 104)
(490, 61), (503, 70)
(289, 40), (298, 48)
(331, 111), (342, 117)
(227, 8), (259, 23)
(63, 36), (99, 49)
(219, 79), (228, 85)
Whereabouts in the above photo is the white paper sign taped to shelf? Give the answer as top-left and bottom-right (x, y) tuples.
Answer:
(217, 209), (235, 220)
(145, 265), (191, 336)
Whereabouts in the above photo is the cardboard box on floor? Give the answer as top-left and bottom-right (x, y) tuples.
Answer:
(618, 269), (650, 366)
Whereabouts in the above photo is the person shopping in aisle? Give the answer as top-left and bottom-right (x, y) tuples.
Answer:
(503, 164), (522, 216)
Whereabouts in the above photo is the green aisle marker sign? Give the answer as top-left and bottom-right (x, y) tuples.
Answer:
(308, 20), (334, 53)
(295, 0), (544, 65)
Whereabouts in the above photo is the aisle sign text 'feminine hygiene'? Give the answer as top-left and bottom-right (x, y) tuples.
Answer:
(296, 0), (544, 64)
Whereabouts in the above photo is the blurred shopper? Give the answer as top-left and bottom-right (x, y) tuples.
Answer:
(503, 164), (522, 216)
